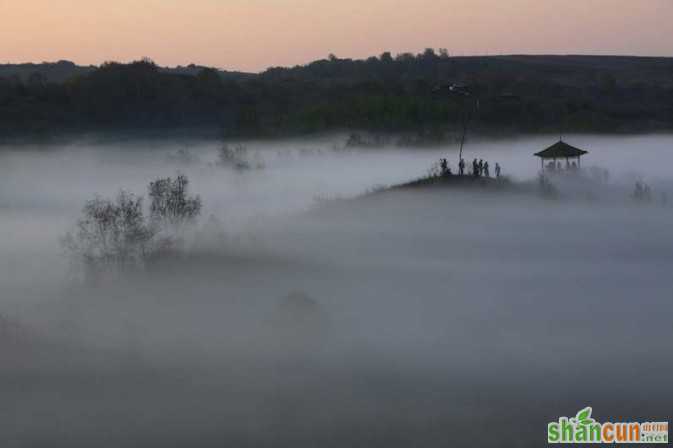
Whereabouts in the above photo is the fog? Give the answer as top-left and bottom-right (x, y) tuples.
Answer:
(1, 134), (672, 447)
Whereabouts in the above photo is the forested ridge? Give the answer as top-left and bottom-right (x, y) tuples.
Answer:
(2, 52), (673, 139)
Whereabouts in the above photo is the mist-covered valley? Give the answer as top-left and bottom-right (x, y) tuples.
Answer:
(1, 134), (672, 447)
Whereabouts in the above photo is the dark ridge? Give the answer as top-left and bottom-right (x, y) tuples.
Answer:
(1, 53), (673, 140)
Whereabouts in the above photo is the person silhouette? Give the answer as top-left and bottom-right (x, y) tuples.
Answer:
(440, 158), (448, 175)
(478, 159), (484, 176)
(484, 161), (490, 177)
(472, 158), (479, 177)
(495, 162), (501, 178)
(459, 158), (465, 176)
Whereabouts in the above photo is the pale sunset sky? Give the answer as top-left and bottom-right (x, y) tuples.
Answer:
(1, 0), (672, 72)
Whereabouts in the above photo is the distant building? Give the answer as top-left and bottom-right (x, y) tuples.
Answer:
(535, 140), (588, 172)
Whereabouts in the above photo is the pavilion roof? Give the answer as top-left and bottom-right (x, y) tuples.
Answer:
(534, 140), (588, 159)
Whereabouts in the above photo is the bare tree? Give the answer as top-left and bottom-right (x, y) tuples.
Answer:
(63, 175), (202, 281)
(62, 191), (155, 276)
(148, 174), (202, 229)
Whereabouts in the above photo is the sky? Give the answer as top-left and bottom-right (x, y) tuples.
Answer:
(1, 0), (672, 72)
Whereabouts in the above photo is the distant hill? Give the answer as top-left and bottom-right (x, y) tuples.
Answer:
(0, 60), (94, 83)
(263, 54), (673, 88)
(0, 60), (250, 83)
(1, 53), (672, 139)
(159, 64), (252, 80)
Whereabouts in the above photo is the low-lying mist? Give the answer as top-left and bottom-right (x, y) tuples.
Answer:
(1, 134), (672, 447)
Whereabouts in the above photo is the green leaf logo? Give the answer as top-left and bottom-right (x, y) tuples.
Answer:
(573, 407), (596, 426)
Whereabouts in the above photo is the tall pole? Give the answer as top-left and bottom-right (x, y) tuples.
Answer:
(435, 83), (478, 171)
(458, 101), (468, 165)
(457, 97), (477, 169)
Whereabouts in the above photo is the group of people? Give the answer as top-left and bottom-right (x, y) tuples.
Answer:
(469, 158), (501, 178)
(440, 157), (501, 178)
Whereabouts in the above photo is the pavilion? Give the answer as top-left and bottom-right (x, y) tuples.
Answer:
(534, 140), (588, 172)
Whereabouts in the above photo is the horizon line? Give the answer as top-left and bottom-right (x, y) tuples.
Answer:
(3, 52), (673, 75)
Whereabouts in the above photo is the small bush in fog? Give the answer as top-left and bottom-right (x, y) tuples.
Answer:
(167, 148), (199, 165)
(148, 174), (202, 229)
(217, 144), (251, 170)
(63, 175), (202, 280)
(345, 132), (389, 148)
(62, 191), (155, 274)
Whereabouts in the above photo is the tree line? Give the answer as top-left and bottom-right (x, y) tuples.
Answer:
(2, 52), (673, 139)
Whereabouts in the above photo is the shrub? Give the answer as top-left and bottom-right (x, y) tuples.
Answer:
(148, 174), (202, 229)
(63, 174), (202, 281)
(62, 191), (155, 274)
(216, 144), (251, 170)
